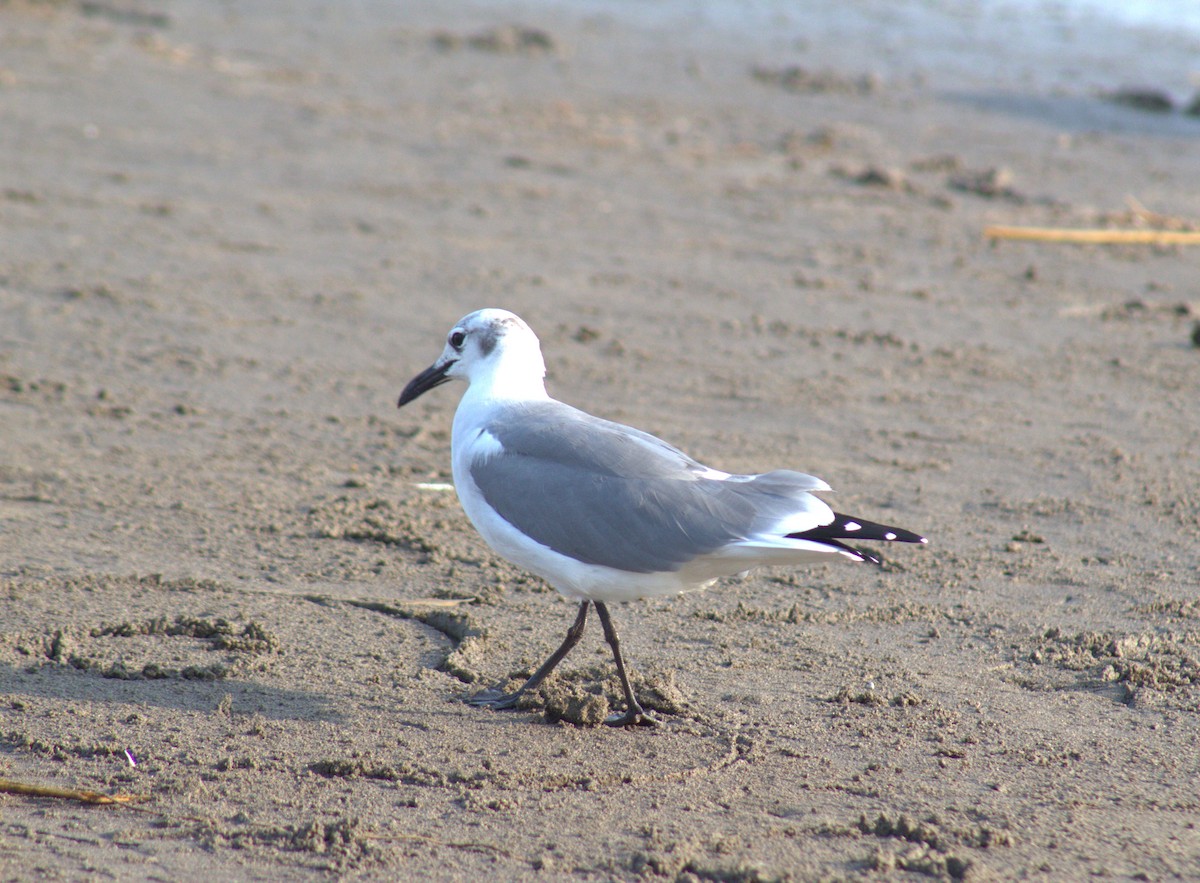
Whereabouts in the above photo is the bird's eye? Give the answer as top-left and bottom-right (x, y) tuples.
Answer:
(449, 330), (466, 350)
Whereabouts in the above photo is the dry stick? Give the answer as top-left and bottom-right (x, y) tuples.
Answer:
(0, 780), (511, 858)
(0, 778), (147, 806)
(985, 225), (1200, 245)
(1125, 195), (1194, 230)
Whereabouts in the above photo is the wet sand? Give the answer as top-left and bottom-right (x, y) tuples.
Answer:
(2, 1), (1199, 879)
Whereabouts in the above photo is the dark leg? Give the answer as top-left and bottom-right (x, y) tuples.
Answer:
(469, 600), (590, 711)
(594, 601), (656, 727)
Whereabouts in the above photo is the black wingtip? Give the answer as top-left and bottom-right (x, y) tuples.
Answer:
(788, 513), (927, 557)
(820, 539), (883, 565)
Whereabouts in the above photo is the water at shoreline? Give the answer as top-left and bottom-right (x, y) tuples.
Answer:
(532, 0), (1200, 96)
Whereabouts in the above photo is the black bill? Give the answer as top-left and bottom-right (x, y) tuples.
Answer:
(397, 360), (454, 407)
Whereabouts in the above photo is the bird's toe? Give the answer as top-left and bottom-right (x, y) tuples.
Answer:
(603, 709), (659, 728)
(467, 688), (523, 710)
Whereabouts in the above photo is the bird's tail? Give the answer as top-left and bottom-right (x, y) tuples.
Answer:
(786, 513), (927, 565)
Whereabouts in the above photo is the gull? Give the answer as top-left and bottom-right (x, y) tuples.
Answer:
(397, 309), (927, 726)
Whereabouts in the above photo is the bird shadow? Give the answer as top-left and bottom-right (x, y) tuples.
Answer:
(0, 660), (345, 722)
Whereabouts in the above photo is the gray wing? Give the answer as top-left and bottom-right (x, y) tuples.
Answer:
(470, 401), (825, 573)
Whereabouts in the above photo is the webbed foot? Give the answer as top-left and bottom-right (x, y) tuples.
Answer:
(603, 708), (658, 727)
(466, 688), (524, 710)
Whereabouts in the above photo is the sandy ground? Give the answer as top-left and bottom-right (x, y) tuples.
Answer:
(3, 1), (1200, 879)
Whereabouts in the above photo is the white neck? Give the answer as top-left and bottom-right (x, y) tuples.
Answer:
(464, 349), (548, 404)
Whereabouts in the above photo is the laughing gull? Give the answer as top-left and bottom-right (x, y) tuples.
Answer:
(397, 308), (926, 726)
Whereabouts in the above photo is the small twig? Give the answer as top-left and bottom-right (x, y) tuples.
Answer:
(344, 597), (477, 614)
(0, 778), (147, 806)
(1125, 196), (1196, 231)
(393, 597), (476, 608)
(985, 225), (1200, 245)
(297, 592), (477, 611)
